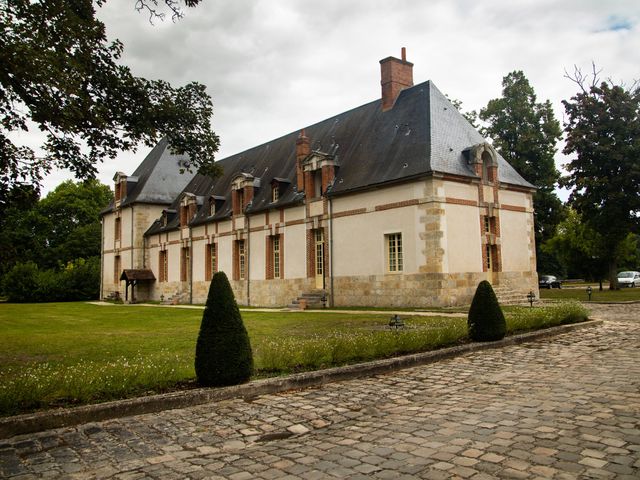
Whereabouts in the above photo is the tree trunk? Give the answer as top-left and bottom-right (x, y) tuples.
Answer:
(608, 260), (618, 290)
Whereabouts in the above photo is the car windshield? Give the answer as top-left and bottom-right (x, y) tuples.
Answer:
(540, 276), (553, 281)
(618, 272), (633, 278)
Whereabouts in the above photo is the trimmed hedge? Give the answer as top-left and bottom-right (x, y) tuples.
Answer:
(195, 271), (253, 387)
(468, 280), (506, 341)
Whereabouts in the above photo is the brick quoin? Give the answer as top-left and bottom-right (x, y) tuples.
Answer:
(321, 164), (335, 193)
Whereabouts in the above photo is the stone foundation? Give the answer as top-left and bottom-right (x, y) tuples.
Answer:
(330, 271), (538, 307)
(117, 271), (537, 308)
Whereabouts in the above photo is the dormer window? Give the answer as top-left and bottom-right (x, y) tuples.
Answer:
(302, 151), (338, 199)
(113, 172), (127, 203)
(179, 193), (197, 228)
(466, 143), (498, 184)
(231, 173), (258, 215)
(208, 195), (225, 217)
(270, 178), (289, 204)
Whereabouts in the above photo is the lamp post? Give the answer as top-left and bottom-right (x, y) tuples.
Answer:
(527, 291), (535, 308)
(586, 286), (592, 301)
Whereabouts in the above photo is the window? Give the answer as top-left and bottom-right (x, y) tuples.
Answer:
(314, 229), (324, 276)
(209, 199), (216, 217)
(238, 240), (246, 280)
(159, 250), (168, 282)
(484, 216), (490, 233)
(485, 244), (492, 271)
(180, 247), (190, 282)
(271, 185), (279, 203)
(114, 255), (121, 283)
(115, 217), (121, 241)
(206, 243), (217, 280)
(273, 236), (281, 279)
(386, 233), (403, 272)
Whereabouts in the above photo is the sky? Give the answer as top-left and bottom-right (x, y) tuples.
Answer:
(37, 0), (639, 198)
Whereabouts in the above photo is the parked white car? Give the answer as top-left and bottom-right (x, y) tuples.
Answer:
(617, 271), (640, 288)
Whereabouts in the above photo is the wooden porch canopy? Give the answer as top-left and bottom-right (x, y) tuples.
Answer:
(119, 269), (155, 302)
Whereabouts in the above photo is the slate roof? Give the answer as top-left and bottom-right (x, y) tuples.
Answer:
(145, 80), (534, 236)
(101, 138), (197, 214)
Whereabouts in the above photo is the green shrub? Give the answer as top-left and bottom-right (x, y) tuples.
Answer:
(507, 301), (589, 332)
(195, 272), (253, 387)
(1, 262), (40, 302)
(468, 280), (506, 341)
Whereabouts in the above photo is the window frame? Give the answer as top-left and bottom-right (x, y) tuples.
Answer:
(386, 232), (403, 273)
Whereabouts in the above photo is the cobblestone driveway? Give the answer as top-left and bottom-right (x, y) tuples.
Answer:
(1, 304), (639, 479)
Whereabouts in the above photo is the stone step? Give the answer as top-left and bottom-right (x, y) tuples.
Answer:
(288, 291), (327, 310)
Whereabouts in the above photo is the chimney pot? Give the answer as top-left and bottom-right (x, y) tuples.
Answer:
(401, 47), (406, 61)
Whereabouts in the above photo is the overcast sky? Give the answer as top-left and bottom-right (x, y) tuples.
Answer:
(39, 0), (639, 198)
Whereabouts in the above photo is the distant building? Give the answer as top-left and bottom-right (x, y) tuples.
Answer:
(101, 49), (537, 307)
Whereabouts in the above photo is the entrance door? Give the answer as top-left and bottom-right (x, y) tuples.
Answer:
(314, 229), (324, 290)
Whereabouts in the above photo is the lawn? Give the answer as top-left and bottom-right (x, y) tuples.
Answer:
(539, 286), (640, 302)
(0, 301), (588, 416)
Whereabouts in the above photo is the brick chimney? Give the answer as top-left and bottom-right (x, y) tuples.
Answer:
(380, 47), (414, 111)
(295, 129), (310, 192)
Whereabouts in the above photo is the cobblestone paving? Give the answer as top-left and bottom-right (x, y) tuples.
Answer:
(1, 304), (639, 479)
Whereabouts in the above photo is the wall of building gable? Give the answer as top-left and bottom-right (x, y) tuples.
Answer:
(332, 205), (419, 276)
(284, 224), (306, 279)
(499, 189), (529, 208)
(442, 181), (478, 202)
(250, 230), (266, 280)
(500, 209), (534, 272)
(442, 203), (483, 273)
(284, 206), (305, 222)
(332, 181), (423, 213)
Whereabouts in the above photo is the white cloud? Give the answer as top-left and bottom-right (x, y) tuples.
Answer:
(38, 0), (640, 198)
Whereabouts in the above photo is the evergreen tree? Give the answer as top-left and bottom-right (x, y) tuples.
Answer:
(561, 68), (640, 289)
(479, 71), (564, 272)
(195, 272), (253, 387)
(468, 281), (506, 342)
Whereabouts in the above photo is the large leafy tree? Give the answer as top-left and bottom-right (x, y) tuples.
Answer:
(37, 179), (113, 268)
(0, 0), (218, 205)
(0, 179), (112, 277)
(479, 71), (564, 273)
(561, 68), (640, 288)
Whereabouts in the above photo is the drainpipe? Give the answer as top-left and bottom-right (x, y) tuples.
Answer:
(189, 231), (193, 304)
(100, 216), (104, 300)
(246, 213), (251, 306)
(328, 196), (335, 307)
(130, 205), (135, 268)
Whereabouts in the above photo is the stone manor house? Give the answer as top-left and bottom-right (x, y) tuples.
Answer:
(100, 50), (538, 307)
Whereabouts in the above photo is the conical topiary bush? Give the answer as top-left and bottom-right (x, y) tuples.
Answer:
(195, 271), (253, 386)
(467, 280), (506, 342)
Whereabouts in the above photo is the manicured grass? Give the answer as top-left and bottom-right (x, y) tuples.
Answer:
(539, 286), (640, 302)
(0, 301), (588, 416)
